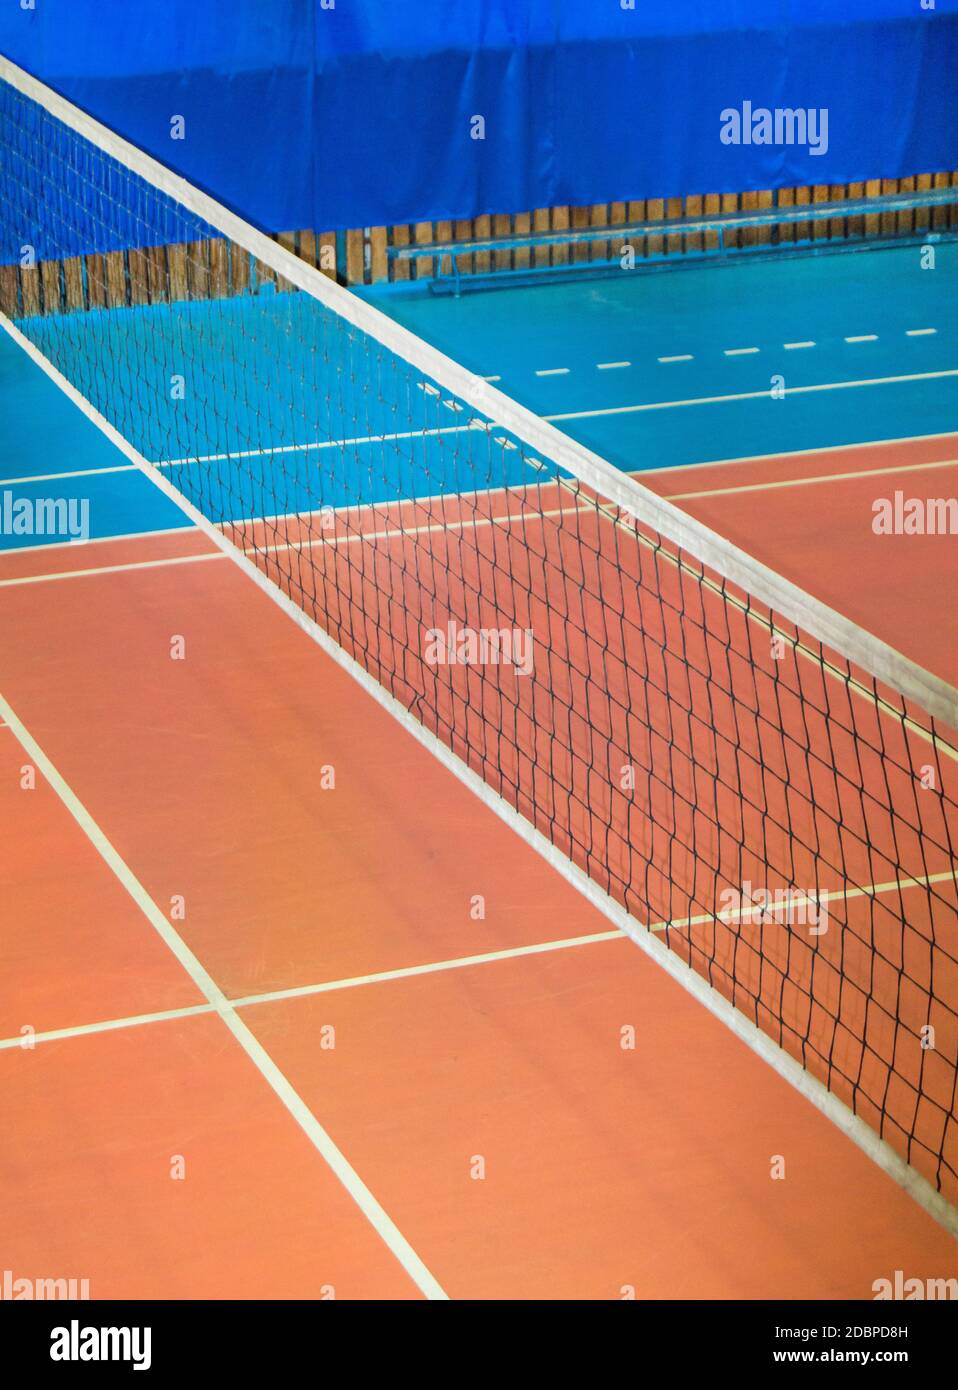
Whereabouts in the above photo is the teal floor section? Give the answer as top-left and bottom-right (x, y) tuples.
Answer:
(0, 331), (190, 548)
(363, 245), (958, 470)
(1, 243), (956, 551)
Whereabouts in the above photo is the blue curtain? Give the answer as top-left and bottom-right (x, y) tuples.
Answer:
(2, 0), (956, 238)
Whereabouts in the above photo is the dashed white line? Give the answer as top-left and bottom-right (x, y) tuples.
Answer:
(724, 347), (759, 357)
(783, 341), (816, 350)
(658, 354), (694, 363)
(845, 334), (879, 344)
(483, 373), (501, 381)
(906, 328), (937, 337)
(597, 361), (631, 370)
(535, 367), (570, 377)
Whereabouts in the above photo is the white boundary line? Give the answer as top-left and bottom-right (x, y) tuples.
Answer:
(0, 522), (196, 557)
(2, 52), (954, 728)
(0, 932), (627, 1053)
(0, 428), (952, 552)
(4, 868), (954, 1055)
(664, 455), (958, 502)
(6, 419), (928, 563)
(107, 440), (958, 548)
(0, 550), (225, 587)
(153, 370), (958, 468)
(0, 463), (135, 487)
(648, 428), (958, 475)
(0, 685), (448, 1300)
(157, 423), (474, 468)
(0, 1002), (214, 1050)
(0, 320), (955, 1239)
(547, 368), (958, 422)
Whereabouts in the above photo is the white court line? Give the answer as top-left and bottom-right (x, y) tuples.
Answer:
(597, 361), (631, 370)
(230, 933), (627, 1007)
(658, 354), (694, 363)
(845, 334), (879, 344)
(0, 464), (135, 488)
(250, 501), (593, 557)
(0, 550), (225, 587)
(664, 454), (958, 502)
(661, 870), (958, 939)
(724, 347), (759, 356)
(154, 373), (958, 470)
(783, 341), (816, 350)
(483, 374), (502, 382)
(0, 933), (626, 1053)
(906, 328), (937, 337)
(11, 452), (956, 583)
(152, 429), (958, 524)
(8, 426), (952, 543)
(157, 422), (476, 469)
(546, 368), (958, 423)
(3, 870), (954, 1054)
(0, 687), (448, 1300)
(0, 523), (197, 557)
(0, 1003), (214, 1051)
(535, 367), (570, 376)
(647, 427), (958, 474)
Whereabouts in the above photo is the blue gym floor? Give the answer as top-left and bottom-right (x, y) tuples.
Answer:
(1, 244), (956, 550)
(364, 244), (958, 466)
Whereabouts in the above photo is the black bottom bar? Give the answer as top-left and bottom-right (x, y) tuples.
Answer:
(1, 1297), (953, 1374)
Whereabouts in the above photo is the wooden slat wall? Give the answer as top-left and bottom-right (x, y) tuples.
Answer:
(0, 264), (19, 317)
(345, 229), (365, 286)
(20, 263), (40, 315)
(368, 175), (958, 287)
(6, 174), (957, 314)
(1, 228), (342, 317)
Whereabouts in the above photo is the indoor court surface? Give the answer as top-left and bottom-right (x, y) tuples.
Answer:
(1, 11), (957, 1320)
(1, 243), (956, 1299)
